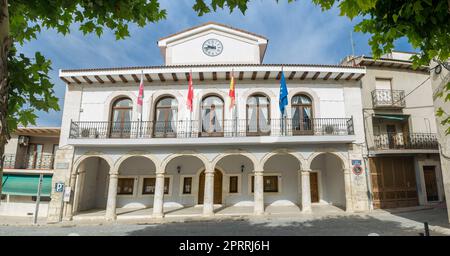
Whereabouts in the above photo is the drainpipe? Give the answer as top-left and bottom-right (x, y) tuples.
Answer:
(362, 108), (374, 211)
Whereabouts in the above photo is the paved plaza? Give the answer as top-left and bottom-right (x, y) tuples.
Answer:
(0, 206), (449, 236)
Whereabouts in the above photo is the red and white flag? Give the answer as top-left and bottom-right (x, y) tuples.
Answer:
(137, 72), (144, 116)
(187, 72), (194, 112)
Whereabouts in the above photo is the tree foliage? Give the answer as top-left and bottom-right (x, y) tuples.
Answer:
(193, 0), (450, 134)
(7, 0), (167, 131)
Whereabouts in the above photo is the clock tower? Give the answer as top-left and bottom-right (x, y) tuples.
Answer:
(157, 22), (268, 66)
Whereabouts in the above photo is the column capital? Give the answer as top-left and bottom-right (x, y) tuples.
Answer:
(254, 171), (263, 176)
(109, 173), (119, 178)
(156, 173), (165, 178)
(300, 169), (312, 173)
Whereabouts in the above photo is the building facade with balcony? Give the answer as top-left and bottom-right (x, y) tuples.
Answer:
(48, 22), (370, 222)
(1, 127), (59, 216)
(343, 52), (445, 209)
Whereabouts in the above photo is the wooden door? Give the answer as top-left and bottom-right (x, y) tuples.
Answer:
(214, 170), (223, 204)
(310, 172), (319, 203)
(423, 166), (439, 202)
(198, 171), (205, 204)
(197, 169), (223, 205)
(370, 156), (418, 209)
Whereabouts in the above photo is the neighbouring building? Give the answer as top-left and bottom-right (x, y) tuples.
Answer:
(342, 52), (445, 209)
(49, 22), (370, 222)
(0, 127), (60, 217)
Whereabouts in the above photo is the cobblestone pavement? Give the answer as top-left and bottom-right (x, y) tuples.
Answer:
(0, 208), (449, 236)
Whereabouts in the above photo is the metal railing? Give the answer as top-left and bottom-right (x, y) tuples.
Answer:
(3, 153), (55, 169)
(373, 133), (438, 150)
(69, 117), (355, 139)
(371, 89), (405, 108)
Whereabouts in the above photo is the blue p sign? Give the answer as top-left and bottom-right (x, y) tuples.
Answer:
(55, 182), (65, 192)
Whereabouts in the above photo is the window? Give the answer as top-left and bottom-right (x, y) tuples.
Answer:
(142, 177), (170, 195)
(27, 144), (43, 169)
(110, 97), (133, 138)
(182, 177), (193, 194)
(246, 94), (270, 136)
(117, 178), (134, 195)
(229, 176), (238, 193)
(154, 97), (178, 138)
(201, 96), (224, 136)
(251, 175), (279, 193)
(291, 94), (313, 134)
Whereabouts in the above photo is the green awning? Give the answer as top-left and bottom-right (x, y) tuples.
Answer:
(373, 114), (409, 121)
(1, 174), (52, 196)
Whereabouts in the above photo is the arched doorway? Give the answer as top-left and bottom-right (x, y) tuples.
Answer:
(262, 153), (301, 206)
(214, 154), (256, 206)
(117, 156), (157, 208)
(74, 156), (110, 213)
(198, 169), (223, 204)
(309, 153), (346, 210)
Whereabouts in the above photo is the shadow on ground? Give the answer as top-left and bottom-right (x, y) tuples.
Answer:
(127, 214), (443, 236)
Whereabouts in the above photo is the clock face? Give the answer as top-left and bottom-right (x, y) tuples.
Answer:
(202, 39), (223, 57)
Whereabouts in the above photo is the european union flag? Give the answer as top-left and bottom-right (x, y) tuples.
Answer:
(279, 71), (288, 116)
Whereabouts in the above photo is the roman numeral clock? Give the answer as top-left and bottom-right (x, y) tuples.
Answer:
(202, 38), (223, 57)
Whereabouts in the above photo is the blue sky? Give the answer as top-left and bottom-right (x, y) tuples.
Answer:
(18, 0), (415, 127)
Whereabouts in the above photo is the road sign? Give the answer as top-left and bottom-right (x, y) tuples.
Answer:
(55, 182), (65, 193)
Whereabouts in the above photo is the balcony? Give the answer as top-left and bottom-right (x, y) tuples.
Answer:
(371, 89), (405, 108)
(3, 153), (55, 170)
(69, 118), (355, 140)
(373, 133), (438, 150)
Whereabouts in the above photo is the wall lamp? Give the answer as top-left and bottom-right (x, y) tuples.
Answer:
(177, 166), (181, 174)
(241, 165), (245, 173)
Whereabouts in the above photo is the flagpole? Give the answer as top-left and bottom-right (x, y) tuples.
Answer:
(139, 70), (143, 138)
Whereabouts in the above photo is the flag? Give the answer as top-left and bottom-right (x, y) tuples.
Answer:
(279, 71), (288, 116)
(137, 72), (144, 116)
(187, 72), (194, 112)
(229, 71), (236, 109)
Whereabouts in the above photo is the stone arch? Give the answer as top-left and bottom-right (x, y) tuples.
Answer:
(307, 151), (350, 210)
(73, 153), (115, 175)
(287, 88), (321, 119)
(211, 150), (260, 171)
(260, 149), (307, 171)
(72, 154), (113, 213)
(307, 150), (349, 171)
(160, 151), (211, 173)
(114, 152), (161, 175)
(241, 88), (277, 119)
(103, 91), (138, 122)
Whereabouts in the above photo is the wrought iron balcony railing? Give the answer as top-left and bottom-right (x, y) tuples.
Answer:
(69, 118), (355, 139)
(3, 153), (55, 169)
(373, 133), (438, 150)
(371, 89), (406, 108)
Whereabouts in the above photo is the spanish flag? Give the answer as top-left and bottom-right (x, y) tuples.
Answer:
(229, 71), (236, 109)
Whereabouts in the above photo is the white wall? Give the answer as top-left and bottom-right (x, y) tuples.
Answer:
(0, 201), (49, 217)
(167, 31), (261, 65)
(66, 80), (361, 143)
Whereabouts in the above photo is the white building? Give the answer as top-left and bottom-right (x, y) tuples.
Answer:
(48, 22), (370, 222)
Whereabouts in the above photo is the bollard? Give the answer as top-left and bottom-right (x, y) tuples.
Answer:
(424, 222), (430, 236)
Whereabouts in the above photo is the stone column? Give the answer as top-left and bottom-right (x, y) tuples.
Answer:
(344, 169), (354, 212)
(152, 173), (165, 218)
(254, 171), (265, 215)
(301, 171), (312, 213)
(203, 169), (215, 216)
(105, 173), (118, 220)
